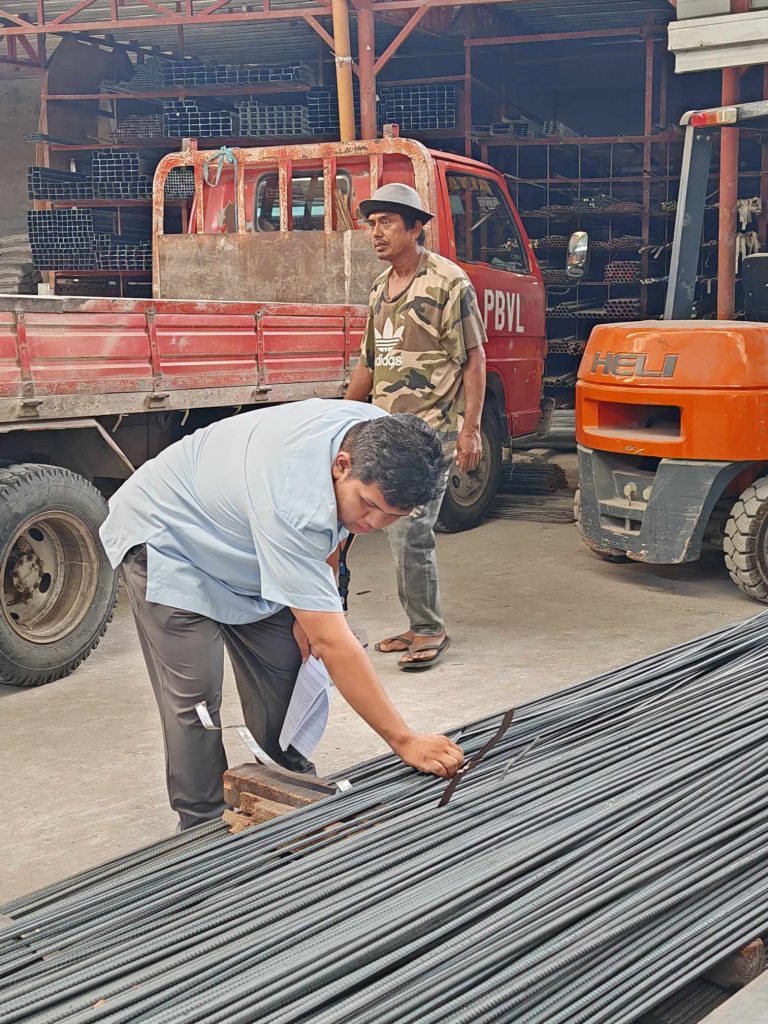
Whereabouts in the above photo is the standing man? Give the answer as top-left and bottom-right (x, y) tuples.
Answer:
(345, 183), (487, 671)
(100, 399), (463, 830)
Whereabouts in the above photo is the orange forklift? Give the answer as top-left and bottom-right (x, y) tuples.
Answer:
(574, 101), (768, 602)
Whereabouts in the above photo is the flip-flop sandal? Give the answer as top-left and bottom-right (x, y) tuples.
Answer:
(375, 634), (413, 654)
(398, 636), (451, 672)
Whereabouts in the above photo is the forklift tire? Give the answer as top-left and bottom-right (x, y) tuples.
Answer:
(574, 489), (630, 563)
(436, 408), (503, 533)
(724, 476), (768, 603)
(0, 463), (119, 686)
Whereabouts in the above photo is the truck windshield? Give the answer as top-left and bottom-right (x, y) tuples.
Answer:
(447, 173), (527, 274)
(254, 172), (352, 231)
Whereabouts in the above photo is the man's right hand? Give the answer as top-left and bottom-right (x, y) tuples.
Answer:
(391, 733), (464, 778)
(291, 607), (464, 780)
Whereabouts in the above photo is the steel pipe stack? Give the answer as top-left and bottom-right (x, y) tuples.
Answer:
(238, 101), (310, 138)
(547, 337), (584, 356)
(163, 167), (196, 201)
(91, 151), (153, 200)
(307, 87), (361, 136)
(27, 168), (93, 201)
(2, 615), (768, 1023)
(378, 85), (456, 132)
(163, 100), (235, 139)
(604, 261), (642, 284)
(110, 116), (163, 141)
(593, 235), (643, 251)
(603, 297), (642, 319)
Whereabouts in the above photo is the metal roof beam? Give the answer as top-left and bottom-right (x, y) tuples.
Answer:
(373, 3), (427, 74)
(465, 25), (667, 46)
(0, 0), (506, 36)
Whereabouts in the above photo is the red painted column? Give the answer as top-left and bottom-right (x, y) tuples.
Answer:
(332, 0), (356, 142)
(357, 4), (377, 141)
(717, 66), (740, 320)
(759, 65), (768, 247)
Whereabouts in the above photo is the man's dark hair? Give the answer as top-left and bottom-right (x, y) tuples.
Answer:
(342, 414), (445, 509)
(400, 209), (427, 247)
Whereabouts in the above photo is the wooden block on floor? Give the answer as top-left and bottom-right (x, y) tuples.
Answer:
(238, 791), (296, 822)
(222, 809), (255, 834)
(705, 939), (765, 991)
(223, 763), (336, 810)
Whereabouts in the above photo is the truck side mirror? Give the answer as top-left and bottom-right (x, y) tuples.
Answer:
(566, 231), (590, 280)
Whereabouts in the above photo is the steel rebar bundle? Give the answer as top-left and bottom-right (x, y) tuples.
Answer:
(488, 492), (576, 523)
(499, 461), (569, 495)
(3, 615), (768, 1023)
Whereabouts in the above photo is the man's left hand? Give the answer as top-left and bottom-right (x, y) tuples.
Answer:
(456, 426), (483, 472)
(293, 619), (312, 662)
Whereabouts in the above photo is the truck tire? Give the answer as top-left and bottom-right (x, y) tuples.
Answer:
(724, 476), (768, 603)
(574, 488), (630, 563)
(436, 408), (503, 533)
(0, 463), (118, 686)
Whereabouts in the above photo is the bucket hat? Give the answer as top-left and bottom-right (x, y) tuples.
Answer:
(358, 183), (434, 222)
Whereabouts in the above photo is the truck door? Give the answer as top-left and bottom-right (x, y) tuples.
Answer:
(437, 167), (545, 440)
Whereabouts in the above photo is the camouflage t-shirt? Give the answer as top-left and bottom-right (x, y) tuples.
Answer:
(360, 250), (487, 444)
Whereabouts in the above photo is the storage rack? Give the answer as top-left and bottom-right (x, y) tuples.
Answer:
(486, 134), (681, 404)
(459, 26), (768, 421)
(479, 132), (767, 407)
(29, 146), (171, 295)
(33, 56), (323, 295)
(33, 50), (466, 295)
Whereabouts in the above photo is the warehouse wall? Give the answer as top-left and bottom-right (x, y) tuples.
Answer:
(0, 75), (41, 237)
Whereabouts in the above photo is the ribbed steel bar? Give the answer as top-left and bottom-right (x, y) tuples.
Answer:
(2, 613), (768, 1024)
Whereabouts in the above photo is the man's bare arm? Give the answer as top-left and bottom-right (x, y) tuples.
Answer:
(290, 606), (464, 777)
(344, 360), (374, 403)
(456, 345), (486, 472)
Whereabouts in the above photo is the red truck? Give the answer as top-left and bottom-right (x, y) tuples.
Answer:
(0, 137), (546, 687)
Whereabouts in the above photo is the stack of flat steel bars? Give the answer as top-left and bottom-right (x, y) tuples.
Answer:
(2, 614), (768, 1023)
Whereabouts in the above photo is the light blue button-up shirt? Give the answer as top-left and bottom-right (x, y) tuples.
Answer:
(100, 399), (387, 623)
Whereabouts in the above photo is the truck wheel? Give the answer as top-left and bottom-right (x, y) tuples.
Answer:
(0, 464), (118, 686)
(574, 488), (630, 563)
(436, 408), (503, 533)
(724, 476), (768, 603)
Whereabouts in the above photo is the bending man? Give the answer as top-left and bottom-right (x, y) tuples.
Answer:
(100, 399), (463, 830)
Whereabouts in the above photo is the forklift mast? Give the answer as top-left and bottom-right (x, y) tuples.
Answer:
(665, 100), (768, 321)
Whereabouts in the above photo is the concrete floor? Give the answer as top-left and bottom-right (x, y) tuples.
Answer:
(0, 513), (755, 904)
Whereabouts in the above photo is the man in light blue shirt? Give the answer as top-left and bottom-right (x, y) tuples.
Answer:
(101, 399), (463, 829)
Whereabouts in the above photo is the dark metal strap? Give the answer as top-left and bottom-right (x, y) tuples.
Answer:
(338, 534), (355, 612)
(438, 708), (515, 808)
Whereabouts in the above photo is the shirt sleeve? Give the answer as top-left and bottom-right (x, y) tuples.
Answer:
(249, 503), (343, 613)
(441, 275), (487, 362)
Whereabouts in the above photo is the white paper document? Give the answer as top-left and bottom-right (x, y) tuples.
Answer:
(279, 655), (333, 759)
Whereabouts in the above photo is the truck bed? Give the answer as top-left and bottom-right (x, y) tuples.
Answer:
(0, 294), (365, 421)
